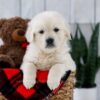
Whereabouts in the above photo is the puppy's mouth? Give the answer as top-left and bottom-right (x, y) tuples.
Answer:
(46, 44), (55, 48)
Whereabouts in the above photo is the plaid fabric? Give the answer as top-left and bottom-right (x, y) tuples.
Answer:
(0, 68), (71, 100)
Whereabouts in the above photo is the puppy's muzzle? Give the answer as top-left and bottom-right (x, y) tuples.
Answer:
(46, 38), (55, 48)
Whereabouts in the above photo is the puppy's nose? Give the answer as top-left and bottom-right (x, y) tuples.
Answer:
(46, 38), (54, 45)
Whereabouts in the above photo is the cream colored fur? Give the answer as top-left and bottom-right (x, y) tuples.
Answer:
(20, 11), (76, 90)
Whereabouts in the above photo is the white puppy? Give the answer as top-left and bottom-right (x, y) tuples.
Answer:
(20, 11), (76, 90)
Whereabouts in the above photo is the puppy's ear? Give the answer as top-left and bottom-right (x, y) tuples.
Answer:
(65, 25), (71, 40)
(66, 31), (71, 40)
(25, 22), (33, 43)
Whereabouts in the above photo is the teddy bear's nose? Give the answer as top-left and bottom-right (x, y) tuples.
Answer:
(12, 29), (26, 42)
(17, 29), (25, 36)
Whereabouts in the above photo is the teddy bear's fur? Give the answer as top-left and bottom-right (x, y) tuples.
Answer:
(0, 17), (29, 100)
(0, 17), (28, 68)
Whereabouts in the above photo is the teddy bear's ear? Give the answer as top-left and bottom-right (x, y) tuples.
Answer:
(12, 29), (26, 42)
(25, 22), (33, 43)
(0, 19), (6, 28)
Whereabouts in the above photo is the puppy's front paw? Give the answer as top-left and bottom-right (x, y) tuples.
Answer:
(23, 76), (36, 89)
(47, 75), (61, 90)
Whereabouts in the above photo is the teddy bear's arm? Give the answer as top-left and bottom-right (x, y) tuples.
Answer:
(0, 45), (7, 54)
(0, 54), (15, 68)
(7, 47), (25, 68)
(0, 45), (15, 68)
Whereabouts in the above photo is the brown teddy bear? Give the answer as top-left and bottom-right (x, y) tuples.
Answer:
(0, 17), (29, 100)
(0, 17), (28, 68)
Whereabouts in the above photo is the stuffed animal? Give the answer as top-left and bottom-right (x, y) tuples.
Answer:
(0, 17), (29, 100)
(0, 17), (28, 68)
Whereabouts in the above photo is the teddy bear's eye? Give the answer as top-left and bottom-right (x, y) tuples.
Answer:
(39, 30), (44, 34)
(54, 27), (59, 32)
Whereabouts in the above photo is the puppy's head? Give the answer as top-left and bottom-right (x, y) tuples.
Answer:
(26, 11), (71, 53)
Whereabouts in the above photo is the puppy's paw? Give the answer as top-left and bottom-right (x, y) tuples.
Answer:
(23, 76), (36, 89)
(47, 75), (61, 90)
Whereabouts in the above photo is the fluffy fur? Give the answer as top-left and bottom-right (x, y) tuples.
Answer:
(21, 11), (76, 90)
(0, 17), (28, 68)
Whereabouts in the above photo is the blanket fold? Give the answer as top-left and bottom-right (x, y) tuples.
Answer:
(0, 68), (71, 100)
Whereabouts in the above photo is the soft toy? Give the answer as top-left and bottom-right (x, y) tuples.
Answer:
(0, 17), (28, 68)
(0, 17), (29, 100)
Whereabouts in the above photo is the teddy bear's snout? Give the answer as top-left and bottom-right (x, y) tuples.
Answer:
(12, 29), (26, 42)
(17, 29), (25, 36)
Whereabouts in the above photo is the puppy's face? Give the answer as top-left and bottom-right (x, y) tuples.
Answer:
(26, 12), (71, 53)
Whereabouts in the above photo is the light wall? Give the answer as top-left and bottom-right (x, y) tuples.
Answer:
(0, 0), (100, 23)
(0, 0), (100, 100)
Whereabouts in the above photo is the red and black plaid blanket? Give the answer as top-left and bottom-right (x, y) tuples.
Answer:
(0, 68), (71, 100)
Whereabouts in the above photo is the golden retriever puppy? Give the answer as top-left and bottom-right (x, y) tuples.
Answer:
(21, 11), (76, 90)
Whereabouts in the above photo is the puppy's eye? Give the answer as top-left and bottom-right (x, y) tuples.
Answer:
(54, 27), (59, 32)
(39, 30), (44, 34)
